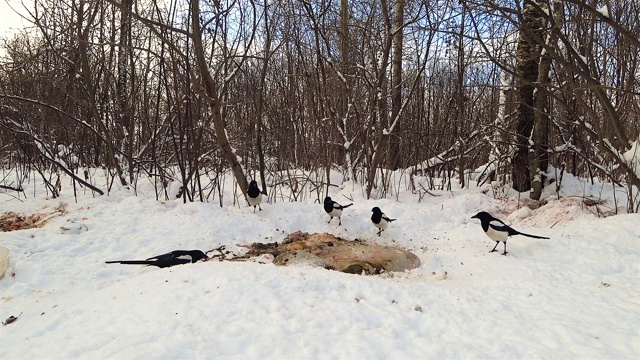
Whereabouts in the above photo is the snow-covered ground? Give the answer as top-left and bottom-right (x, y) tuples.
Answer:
(1, 170), (639, 359)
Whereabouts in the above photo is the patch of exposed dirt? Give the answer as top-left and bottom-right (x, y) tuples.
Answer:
(239, 231), (421, 275)
(0, 203), (68, 232)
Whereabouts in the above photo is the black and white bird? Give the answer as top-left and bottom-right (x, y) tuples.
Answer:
(247, 180), (263, 212)
(371, 207), (396, 236)
(323, 196), (353, 226)
(105, 250), (209, 268)
(471, 211), (549, 255)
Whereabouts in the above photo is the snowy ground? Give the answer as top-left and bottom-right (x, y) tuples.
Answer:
(1, 171), (639, 359)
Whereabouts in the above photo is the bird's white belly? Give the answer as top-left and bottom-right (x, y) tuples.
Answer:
(248, 193), (262, 206)
(328, 208), (342, 218)
(374, 219), (388, 230)
(486, 226), (508, 242)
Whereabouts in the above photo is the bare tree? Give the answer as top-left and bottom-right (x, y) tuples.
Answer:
(388, 0), (404, 171)
(530, 1), (560, 200)
(190, 0), (258, 199)
(512, 0), (544, 192)
(1, 0), (637, 206)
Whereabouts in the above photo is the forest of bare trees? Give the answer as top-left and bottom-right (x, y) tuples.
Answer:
(0, 0), (638, 210)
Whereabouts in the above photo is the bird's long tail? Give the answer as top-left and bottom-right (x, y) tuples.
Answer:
(105, 260), (153, 265)
(517, 231), (549, 239)
(340, 203), (354, 209)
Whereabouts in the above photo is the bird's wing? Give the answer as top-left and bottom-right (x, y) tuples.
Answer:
(164, 257), (192, 266)
(148, 256), (192, 268)
(488, 220), (512, 233)
(106, 252), (195, 268)
(334, 202), (352, 210)
(146, 252), (174, 261)
(382, 215), (396, 222)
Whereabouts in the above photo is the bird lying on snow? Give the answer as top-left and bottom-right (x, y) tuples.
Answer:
(105, 250), (208, 268)
(324, 196), (353, 226)
(247, 180), (264, 212)
(471, 211), (549, 255)
(371, 207), (396, 236)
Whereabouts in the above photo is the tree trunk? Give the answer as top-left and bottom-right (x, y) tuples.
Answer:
(365, 0), (393, 198)
(456, 7), (466, 188)
(530, 1), (558, 200)
(117, 0), (134, 184)
(512, 0), (544, 192)
(389, 0), (403, 170)
(255, 0), (271, 196)
(191, 0), (248, 197)
(76, 0), (127, 187)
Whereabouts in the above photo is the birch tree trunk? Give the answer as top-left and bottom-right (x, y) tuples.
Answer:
(364, 0), (393, 198)
(255, 0), (271, 196)
(389, 0), (404, 170)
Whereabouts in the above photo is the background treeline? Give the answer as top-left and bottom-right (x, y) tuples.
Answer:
(0, 0), (638, 210)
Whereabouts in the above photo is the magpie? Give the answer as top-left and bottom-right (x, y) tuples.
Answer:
(471, 211), (549, 255)
(105, 250), (208, 268)
(371, 207), (396, 236)
(247, 180), (263, 212)
(324, 196), (353, 226)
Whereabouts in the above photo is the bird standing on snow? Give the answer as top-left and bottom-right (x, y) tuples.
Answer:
(371, 207), (396, 236)
(105, 250), (209, 268)
(324, 196), (353, 226)
(471, 211), (549, 255)
(247, 180), (264, 212)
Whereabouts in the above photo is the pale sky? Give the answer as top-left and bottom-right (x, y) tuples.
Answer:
(0, 0), (29, 37)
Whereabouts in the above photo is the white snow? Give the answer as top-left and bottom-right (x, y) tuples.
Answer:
(623, 136), (640, 180)
(579, 53), (588, 65)
(506, 206), (532, 221)
(0, 170), (639, 359)
(167, 180), (184, 199)
(597, 5), (610, 19)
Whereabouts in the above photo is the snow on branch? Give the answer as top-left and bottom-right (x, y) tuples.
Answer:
(412, 130), (481, 173)
(1, 118), (105, 195)
(570, 114), (640, 187)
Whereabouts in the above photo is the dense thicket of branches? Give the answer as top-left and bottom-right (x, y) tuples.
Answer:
(0, 0), (638, 209)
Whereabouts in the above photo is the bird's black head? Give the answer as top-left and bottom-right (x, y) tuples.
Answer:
(471, 211), (493, 221)
(324, 196), (332, 203)
(372, 207), (381, 214)
(192, 250), (209, 262)
(172, 250), (209, 263)
(249, 180), (258, 189)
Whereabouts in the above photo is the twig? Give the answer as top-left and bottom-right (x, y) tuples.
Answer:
(0, 184), (23, 192)
(3, 312), (23, 325)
